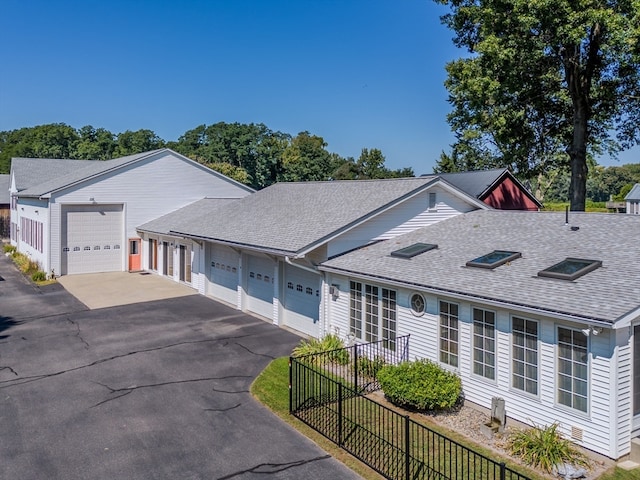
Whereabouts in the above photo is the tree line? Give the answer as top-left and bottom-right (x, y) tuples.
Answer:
(0, 123), (413, 190)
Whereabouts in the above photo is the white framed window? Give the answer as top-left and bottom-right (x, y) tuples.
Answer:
(350, 281), (397, 351)
(557, 326), (588, 412)
(349, 281), (363, 339)
(512, 317), (539, 395)
(473, 308), (496, 380)
(439, 300), (459, 367)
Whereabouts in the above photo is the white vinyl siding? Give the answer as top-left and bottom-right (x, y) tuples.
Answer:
(48, 152), (250, 275)
(327, 187), (478, 257)
(324, 272), (621, 458)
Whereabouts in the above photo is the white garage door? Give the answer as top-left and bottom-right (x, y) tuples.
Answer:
(246, 255), (274, 320)
(283, 264), (320, 336)
(61, 204), (123, 275)
(208, 244), (240, 306)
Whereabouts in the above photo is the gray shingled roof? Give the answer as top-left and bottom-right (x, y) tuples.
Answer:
(14, 150), (163, 197)
(171, 177), (446, 254)
(626, 183), (640, 201)
(320, 210), (640, 324)
(0, 174), (10, 204)
(11, 158), (92, 191)
(137, 198), (241, 235)
(437, 169), (506, 198)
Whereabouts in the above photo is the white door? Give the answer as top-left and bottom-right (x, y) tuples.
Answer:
(246, 255), (274, 320)
(208, 244), (240, 306)
(62, 204), (123, 275)
(283, 264), (320, 336)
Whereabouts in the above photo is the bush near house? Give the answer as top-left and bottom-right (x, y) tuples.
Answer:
(31, 271), (46, 282)
(507, 422), (589, 474)
(291, 333), (349, 365)
(5, 248), (50, 284)
(377, 359), (462, 411)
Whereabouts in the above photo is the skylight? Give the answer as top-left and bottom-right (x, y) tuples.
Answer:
(390, 243), (437, 259)
(466, 250), (521, 269)
(538, 258), (602, 281)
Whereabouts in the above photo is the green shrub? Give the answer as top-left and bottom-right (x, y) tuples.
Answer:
(292, 333), (349, 365)
(377, 359), (462, 411)
(3, 245), (16, 254)
(507, 422), (589, 473)
(356, 355), (386, 378)
(31, 271), (47, 282)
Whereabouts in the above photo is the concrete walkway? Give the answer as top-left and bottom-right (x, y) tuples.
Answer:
(57, 271), (198, 309)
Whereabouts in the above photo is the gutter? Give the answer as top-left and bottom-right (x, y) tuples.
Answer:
(319, 264), (616, 328)
(284, 255), (321, 276)
(169, 231), (296, 257)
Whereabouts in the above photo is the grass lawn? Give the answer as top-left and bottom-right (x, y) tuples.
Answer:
(251, 357), (385, 479)
(252, 357), (637, 480)
(543, 201), (609, 212)
(251, 357), (640, 480)
(599, 469), (640, 480)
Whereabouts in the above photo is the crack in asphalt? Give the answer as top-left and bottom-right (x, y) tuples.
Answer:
(66, 318), (90, 349)
(210, 386), (249, 394)
(0, 333), (255, 390)
(234, 341), (276, 360)
(91, 375), (252, 408)
(216, 455), (332, 479)
(0, 366), (18, 376)
(204, 403), (241, 413)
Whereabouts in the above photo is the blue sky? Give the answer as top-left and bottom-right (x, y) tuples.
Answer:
(1, 0), (636, 174)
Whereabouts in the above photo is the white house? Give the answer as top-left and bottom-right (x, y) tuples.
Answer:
(9, 149), (253, 276)
(319, 209), (640, 460)
(137, 176), (490, 338)
(626, 184), (640, 215)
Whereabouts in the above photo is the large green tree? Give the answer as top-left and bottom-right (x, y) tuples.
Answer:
(171, 122), (290, 189)
(280, 131), (333, 182)
(436, 0), (640, 210)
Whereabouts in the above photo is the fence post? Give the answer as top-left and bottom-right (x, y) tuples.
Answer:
(289, 357), (293, 414)
(338, 382), (343, 446)
(353, 343), (358, 392)
(405, 415), (410, 480)
(499, 462), (506, 480)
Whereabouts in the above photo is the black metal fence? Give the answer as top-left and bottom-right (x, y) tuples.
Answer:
(290, 338), (531, 480)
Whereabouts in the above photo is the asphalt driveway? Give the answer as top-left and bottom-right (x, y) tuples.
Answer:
(0, 254), (361, 479)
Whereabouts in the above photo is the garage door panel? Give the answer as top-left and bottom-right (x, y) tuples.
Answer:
(208, 245), (239, 305)
(62, 204), (123, 275)
(283, 265), (320, 336)
(246, 255), (274, 320)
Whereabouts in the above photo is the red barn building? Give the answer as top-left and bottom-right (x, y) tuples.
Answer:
(438, 168), (542, 211)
